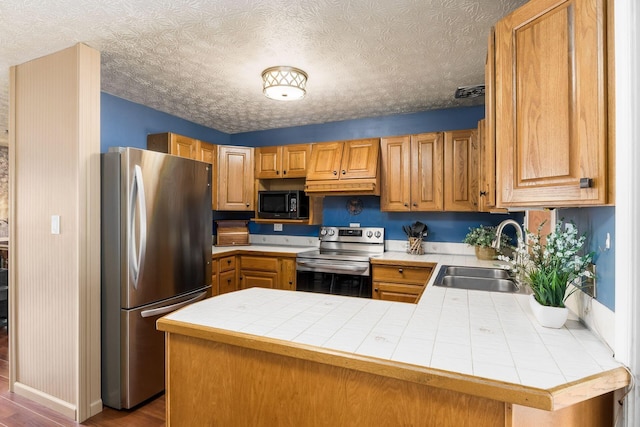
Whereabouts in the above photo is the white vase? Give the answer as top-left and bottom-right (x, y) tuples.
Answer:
(528, 294), (569, 328)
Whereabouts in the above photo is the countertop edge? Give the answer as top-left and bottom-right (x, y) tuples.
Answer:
(157, 316), (628, 410)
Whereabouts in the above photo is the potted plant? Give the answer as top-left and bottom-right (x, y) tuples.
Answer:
(463, 225), (512, 260)
(498, 220), (594, 328)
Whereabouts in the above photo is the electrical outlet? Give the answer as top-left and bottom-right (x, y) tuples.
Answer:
(583, 263), (597, 298)
(273, 223), (283, 232)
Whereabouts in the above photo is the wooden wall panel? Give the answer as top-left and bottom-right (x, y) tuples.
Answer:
(9, 44), (101, 421)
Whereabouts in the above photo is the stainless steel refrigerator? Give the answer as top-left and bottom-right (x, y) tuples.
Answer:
(101, 147), (212, 409)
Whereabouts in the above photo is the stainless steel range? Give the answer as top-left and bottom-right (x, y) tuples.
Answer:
(296, 226), (384, 298)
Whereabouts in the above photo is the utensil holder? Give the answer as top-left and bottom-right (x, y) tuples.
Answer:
(407, 237), (424, 255)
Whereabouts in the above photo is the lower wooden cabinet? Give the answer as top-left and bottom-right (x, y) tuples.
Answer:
(371, 262), (435, 303)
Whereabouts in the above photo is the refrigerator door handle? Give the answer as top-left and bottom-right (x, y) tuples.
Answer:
(140, 290), (208, 318)
(129, 164), (148, 289)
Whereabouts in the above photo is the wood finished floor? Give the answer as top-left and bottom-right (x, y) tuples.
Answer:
(0, 328), (166, 426)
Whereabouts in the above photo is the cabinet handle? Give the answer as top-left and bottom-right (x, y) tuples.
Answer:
(283, 170), (287, 175)
(479, 191), (487, 196)
(333, 170), (337, 175)
(227, 260), (231, 265)
(246, 203), (250, 207)
(227, 279), (231, 283)
(404, 203), (409, 207)
(374, 288), (379, 292)
(412, 203), (417, 207)
(341, 170), (346, 175)
(276, 170), (279, 175)
(580, 178), (593, 188)
(398, 268), (403, 273)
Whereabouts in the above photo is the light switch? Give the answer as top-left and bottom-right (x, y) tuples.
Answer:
(51, 215), (60, 234)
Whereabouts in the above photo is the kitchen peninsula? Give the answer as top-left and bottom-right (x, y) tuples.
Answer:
(157, 255), (629, 427)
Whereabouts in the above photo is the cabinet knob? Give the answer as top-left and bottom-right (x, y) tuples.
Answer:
(404, 203), (409, 207)
(412, 203), (417, 207)
(246, 203), (250, 207)
(374, 288), (379, 292)
(283, 170), (287, 175)
(398, 268), (403, 273)
(580, 178), (593, 188)
(333, 170), (338, 175)
(479, 191), (487, 196)
(276, 170), (279, 175)
(227, 260), (231, 265)
(341, 170), (346, 175)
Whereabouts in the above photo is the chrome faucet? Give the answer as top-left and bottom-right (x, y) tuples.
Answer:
(493, 219), (524, 253)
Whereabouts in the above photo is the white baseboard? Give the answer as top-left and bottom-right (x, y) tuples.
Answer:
(13, 381), (76, 420)
(89, 398), (103, 418)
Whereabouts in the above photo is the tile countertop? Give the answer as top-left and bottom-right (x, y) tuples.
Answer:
(164, 249), (628, 408)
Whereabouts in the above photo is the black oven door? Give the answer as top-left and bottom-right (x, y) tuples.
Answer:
(296, 270), (371, 298)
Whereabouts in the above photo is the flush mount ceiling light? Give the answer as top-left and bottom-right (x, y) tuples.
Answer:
(261, 66), (308, 101)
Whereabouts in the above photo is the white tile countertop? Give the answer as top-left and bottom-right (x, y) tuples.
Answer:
(164, 268), (623, 392)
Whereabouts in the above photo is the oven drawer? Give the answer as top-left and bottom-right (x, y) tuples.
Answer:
(372, 264), (434, 285)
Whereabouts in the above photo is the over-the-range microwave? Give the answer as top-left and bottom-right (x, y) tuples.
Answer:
(257, 190), (309, 219)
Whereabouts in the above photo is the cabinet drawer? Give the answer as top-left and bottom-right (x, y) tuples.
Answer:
(372, 265), (433, 285)
(239, 256), (279, 272)
(219, 255), (236, 273)
(219, 270), (236, 294)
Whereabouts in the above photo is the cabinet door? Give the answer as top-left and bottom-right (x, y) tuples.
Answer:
(197, 141), (217, 210)
(281, 144), (310, 178)
(239, 270), (278, 290)
(444, 129), (478, 212)
(171, 134), (198, 160)
(495, 0), (608, 206)
(380, 136), (411, 211)
(340, 139), (379, 179)
(217, 146), (254, 211)
(372, 283), (421, 303)
(279, 258), (296, 291)
(480, 27), (498, 211)
(306, 142), (344, 181)
(411, 133), (443, 211)
(255, 146), (281, 179)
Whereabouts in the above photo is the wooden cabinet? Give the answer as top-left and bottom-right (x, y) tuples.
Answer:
(494, 0), (610, 207)
(238, 255), (297, 291)
(443, 129), (478, 211)
(218, 255), (237, 295)
(210, 257), (219, 296)
(381, 130), (477, 212)
(371, 262), (435, 303)
(305, 139), (380, 195)
(217, 145), (254, 211)
(255, 144), (310, 179)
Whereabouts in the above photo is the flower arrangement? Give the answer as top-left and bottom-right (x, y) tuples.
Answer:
(498, 220), (594, 308)
(463, 225), (511, 248)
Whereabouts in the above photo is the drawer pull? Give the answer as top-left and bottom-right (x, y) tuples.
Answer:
(398, 268), (403, 273)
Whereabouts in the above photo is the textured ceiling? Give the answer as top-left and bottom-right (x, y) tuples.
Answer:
(0, 0), (528, 145)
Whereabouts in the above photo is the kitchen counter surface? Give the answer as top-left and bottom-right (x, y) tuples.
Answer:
(159, 256), (629, 411)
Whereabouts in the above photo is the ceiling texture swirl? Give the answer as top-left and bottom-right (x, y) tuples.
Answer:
(0, 0), (527, 145)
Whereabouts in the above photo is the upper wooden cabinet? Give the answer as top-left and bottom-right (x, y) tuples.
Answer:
(305, 138), (380, 195)
(217, 145), (254, 211)
(381, 130), (477, 212)
(255, 144), (310, 179)
(494, 0), (610, 207)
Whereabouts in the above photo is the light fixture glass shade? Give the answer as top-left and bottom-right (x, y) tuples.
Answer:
(262, 66), (308, 101)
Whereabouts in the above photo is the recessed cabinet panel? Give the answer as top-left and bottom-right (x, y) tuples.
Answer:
(340, 139), (379, 179)
(282, 144), (310, 178)
(218, 145), (254, 211)
(380, 136), (411, 211)
(307, 142), (344, 181)
(444, 130), (478, 211)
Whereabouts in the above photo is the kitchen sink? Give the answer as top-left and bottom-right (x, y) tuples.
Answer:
(433, 265), (527, 294)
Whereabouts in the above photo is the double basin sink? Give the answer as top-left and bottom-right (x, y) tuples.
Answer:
(434, 265), (528, 294)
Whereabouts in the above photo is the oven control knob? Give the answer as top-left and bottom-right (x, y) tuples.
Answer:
(367, 231), (373, 238)
(374, 231), (381, 238)
(327, 229), (335, 236)
(320, 228), (328, 236)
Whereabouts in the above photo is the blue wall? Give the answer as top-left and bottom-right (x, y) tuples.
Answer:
(101, 93), (230, 153)
(231, 106), (485, 146)
(558, 207), (615, 311)
(100, 93), (614, 311)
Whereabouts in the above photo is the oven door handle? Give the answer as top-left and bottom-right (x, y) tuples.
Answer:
(296, 260), (369, 274)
